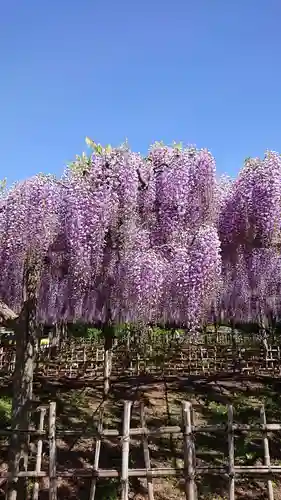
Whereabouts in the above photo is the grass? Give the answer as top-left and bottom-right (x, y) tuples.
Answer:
(0, 396), (11, 426)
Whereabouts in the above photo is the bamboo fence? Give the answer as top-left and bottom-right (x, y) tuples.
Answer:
(0, 400), (281, 499)
(1, 336), (281, 379)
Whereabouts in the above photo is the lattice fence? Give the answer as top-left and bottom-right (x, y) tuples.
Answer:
(1, 330), (281, 379)
(0, 400), (280, 499)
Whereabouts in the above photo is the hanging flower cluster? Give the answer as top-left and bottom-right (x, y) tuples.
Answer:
(217, 151), (281, 325)
(219, 152), (281, 249)
(0, 143), (221, 328)
(2, 142), (281, 328)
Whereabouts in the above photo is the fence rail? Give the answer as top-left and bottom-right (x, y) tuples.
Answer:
(0, 400), (280, 499)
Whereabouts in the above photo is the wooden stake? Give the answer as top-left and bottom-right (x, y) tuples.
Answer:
(103, 330), (114, 397)
(48, 402), (57, 500)
(228, 405), (235, 500)
(121, 401), (132, 500)
(260, 405), (274, 500)
(182, 402), (195, 500)
(33, 407), (46, 500)
(89, 408), (104, 500)
(140, 404), (154, 500)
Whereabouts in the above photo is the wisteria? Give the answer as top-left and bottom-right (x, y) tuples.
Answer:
(0, 175), (63, 310)
(1, 143), (281, 329)
(219, 152), (281, 250)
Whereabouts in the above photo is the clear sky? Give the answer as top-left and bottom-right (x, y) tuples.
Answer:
(1, 0), (280, 184)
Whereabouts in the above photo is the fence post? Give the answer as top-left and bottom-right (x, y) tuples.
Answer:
(121, 401), (132, 500)
(260, 405), (274, 500)
(48, 402), (57, 500)
(182, 401), (195, 500)
(140, 403), (154, 500)
(227, 405), (235, 500)
(89, 408), (104, 500)
(33, 406), (47, 500)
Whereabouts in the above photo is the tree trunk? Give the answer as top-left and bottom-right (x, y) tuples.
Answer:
(6, 261), (39, 500)
(6, 306), (37, 499)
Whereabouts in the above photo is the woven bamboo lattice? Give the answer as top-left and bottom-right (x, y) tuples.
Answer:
(0, 334), (281, 379)
(0, 400), (280, 499)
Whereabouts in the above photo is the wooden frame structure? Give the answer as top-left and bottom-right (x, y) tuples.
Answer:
(0, 400), (279, 499)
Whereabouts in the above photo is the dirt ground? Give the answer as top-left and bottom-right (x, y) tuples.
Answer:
(1, 370), (281, 499)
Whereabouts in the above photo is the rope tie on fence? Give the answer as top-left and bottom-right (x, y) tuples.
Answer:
(121, 435), (130, 443)
(90, 470), (99, 478)
(144, 468), (153, 481)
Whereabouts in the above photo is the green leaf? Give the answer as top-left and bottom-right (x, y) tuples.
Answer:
(153, 140), (165, 148)
(172, 140), (183, 151)
(95, 144), (103, 155)
(0, 178), (7, 193)
(85, 136), (97, 149)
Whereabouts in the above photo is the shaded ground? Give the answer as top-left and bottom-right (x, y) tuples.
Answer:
(1, 371), (281, 499)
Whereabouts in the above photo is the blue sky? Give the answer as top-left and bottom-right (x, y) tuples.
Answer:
(1, 0), (281, 184)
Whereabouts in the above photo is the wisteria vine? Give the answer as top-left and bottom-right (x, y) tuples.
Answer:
(1, 145), (281, 329)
